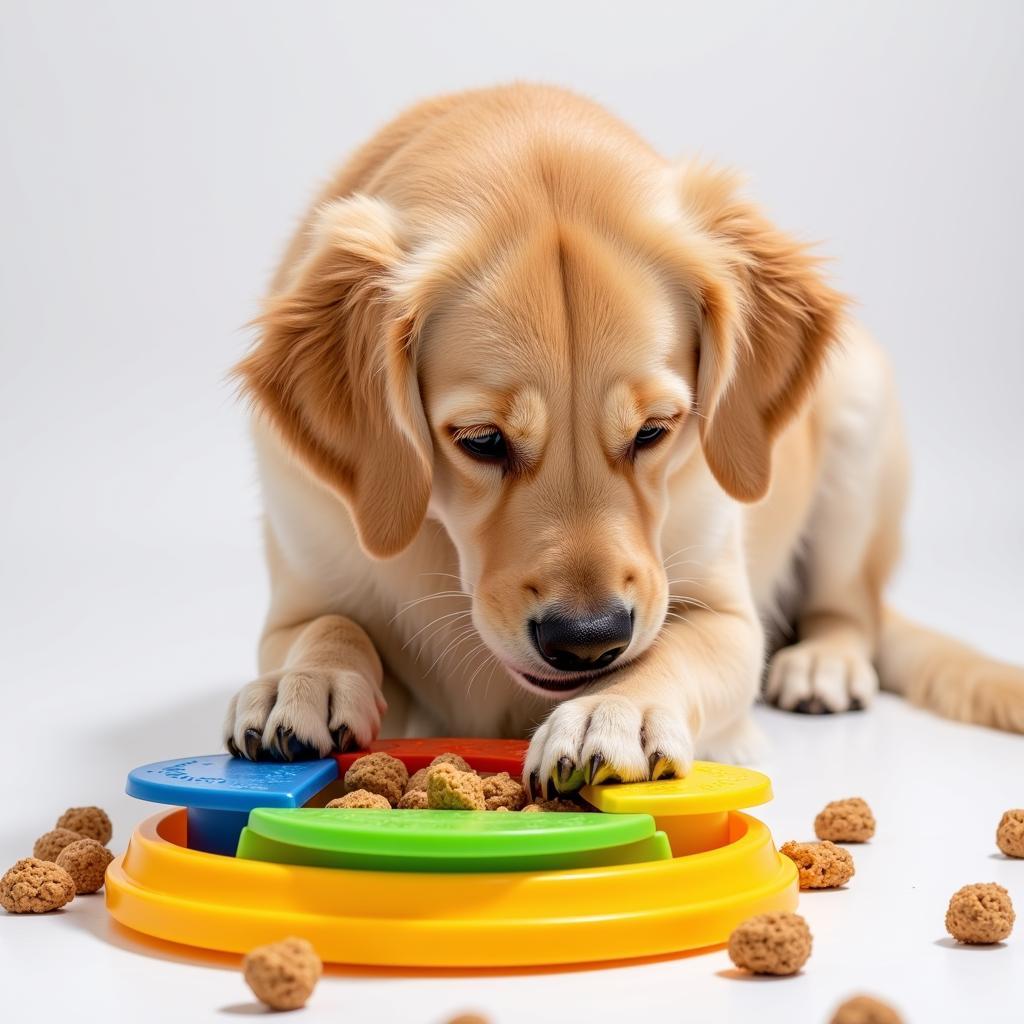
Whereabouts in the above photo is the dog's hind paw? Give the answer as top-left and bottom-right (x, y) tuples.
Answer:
(523, 693), (695, 799)
(764, 640), (878, 714)
(224, 668), (386, 761)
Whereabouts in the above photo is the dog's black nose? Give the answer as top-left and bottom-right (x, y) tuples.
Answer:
(531, 604), (633, 673)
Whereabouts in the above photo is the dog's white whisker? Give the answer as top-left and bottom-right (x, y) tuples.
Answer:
(401, 608), (474, 650)
(389, 590), (471, 623)
(424, 624), (480, 675)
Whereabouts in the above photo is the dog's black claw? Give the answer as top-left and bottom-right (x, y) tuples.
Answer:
(275, 728), (320, 761)
(649, 751), (676, 781)
(332, 726), (354, 753)
(528, 770), (541, 801)
(226, 737), (240, 758)
(557, 756), (575, 788)
(587, 753), (604, 785)
(848, 697), (864, 712)
(244, 728), (264, 761)
(793, 697), (831, 715)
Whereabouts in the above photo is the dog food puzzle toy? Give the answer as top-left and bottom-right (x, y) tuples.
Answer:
(106, 738), (797, 967)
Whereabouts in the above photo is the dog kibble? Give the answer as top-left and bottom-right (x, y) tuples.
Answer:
(56, 806), (112, 845)
(427, 763), (486, 810)
(522, 798), (584, 813)
(398, 789), (429, 809)
(814, 797), (876, 843)
(945, 882), (1015, 944)
(1, 858), (76, 913)
(243, 936), (322, 1011)
(727, 911), (812, 975)
(780, 840), (855, 889)
(996, 809), (1024, 858)
(32, 828), (85, 862)
(55, 838), (114, 894)
(482, 772), (528, 811)
(327, 790), (391, 810)
(829, 994), (903, 1024)
(405, 767), (430, 793)
(429, 752), (473, 773)
(344, 753), (409, 807)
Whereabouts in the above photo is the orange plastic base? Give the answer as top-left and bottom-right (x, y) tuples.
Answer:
(106, 807), (797, 967)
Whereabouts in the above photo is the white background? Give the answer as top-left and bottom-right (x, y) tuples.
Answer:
(1, 2), (1021, 1022)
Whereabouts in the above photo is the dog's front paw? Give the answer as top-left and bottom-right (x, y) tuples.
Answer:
(764, 640), (878, 713)
(224, 668), (386, 761)
(524, 694), (695, 798)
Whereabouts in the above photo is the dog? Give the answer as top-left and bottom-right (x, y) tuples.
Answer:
(225, 84), (1024, 795)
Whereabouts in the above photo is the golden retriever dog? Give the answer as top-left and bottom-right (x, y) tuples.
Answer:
(225, 84), (1023, 794)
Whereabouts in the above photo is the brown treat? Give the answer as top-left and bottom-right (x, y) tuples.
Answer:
(405, 767), (430, 793)
(446, 1016), (491, 1024)
(327, 790), (391, 810)
(243, 936), (322, 1011)
(727, 911), (812, 975)
(493, 806), (510, 812)
(32, 828), (84, 862)
(829, 994), (903, 1024)
(1, 857), (76, 913)
(427, 763), (485, 810)
(814, 797), (876, 843)
(397, 788), (429, 809)
(945, 882), (1015, 944)
(996, 809), (1024, 858)
(482, 772), (528, 811)
(429, 752), (473, 773)
(56, 806), (112, 845)
(55, 838), (114, 894)
(344, 752), (409, 806)
(521, 798), (583, 813)
(780, 840), (855, 889)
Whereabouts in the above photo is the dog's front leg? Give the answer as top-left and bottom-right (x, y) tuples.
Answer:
(524, 598), (764, 797)
(224, 614), (387, 761)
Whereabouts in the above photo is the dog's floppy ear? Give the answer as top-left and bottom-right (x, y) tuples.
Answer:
(677, 165), (848, 502)
(235, 195), (432, 558)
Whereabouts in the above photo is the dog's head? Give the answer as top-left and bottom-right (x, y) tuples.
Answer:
(237, 163), (844, 697)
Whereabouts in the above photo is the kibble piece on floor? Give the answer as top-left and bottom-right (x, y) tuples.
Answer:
(55, 806), (112, 845)
(945, 882), (1015, 944)
(780, 840), (855, 889)
(482, 772), (528, 811)
(427, 763), (486, 810)
(343, 753), (409, 807)
(829, 994), (903, 1024)
(405, 767), (430, 793)
(996, 809), (1024, 858)
(0, 857), (76, 913)
(327, 790), (391, 810)
(55, 838), (114, 894)
(243, 936), (322, 1011)
(397, 788), (429, 809)
(429, 752), (473, 773)
(32, 828), (84, 863)
(814, 797), (876, 842)
(727, 911), (812, 975)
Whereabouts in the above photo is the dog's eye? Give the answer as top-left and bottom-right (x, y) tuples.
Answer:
(457, 429), (507, 462)
(634, 423), (667, 449)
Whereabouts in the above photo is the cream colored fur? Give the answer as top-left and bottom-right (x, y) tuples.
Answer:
(224, 84), (1024, 793)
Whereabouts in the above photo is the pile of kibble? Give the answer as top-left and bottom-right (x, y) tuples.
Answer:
(328, 750), (585, 813)
(1, 806), (115, 914)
